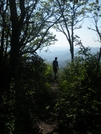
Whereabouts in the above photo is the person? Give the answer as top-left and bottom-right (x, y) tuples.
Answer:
(53, 57), (58, 79)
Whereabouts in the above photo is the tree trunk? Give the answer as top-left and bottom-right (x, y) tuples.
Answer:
(70, 45), (74, 61)
(9, 0), (20, 80)
(70, 4), (75, 62)
(71, 14), (74, 62)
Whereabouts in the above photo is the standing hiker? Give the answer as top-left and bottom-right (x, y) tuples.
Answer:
(53, 57), (58, 79)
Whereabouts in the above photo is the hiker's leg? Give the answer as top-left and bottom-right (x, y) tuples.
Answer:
(53, 68), (57, 80)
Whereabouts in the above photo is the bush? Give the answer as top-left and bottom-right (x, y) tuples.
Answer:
(54, 47), (101, 134)
(0, 54), (54, 134)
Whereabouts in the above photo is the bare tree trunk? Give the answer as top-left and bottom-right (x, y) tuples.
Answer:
(71, 8), (74, 62)
(70, 45), (74, 61)
(9, 0), (19, 79)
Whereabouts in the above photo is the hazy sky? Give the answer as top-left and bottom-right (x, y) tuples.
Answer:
(38, 17), (101, 61)
(49, 18), (101, 50)
(38, 2), (101, 62)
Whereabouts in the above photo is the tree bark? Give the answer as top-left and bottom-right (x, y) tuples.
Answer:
(9, 0), (25, 79)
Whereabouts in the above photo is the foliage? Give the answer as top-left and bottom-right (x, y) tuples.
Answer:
(1, 0), (101, 133)
(54, 47), (101, 134)
(87, 0), (101, 43)
(0, 0), (58, 133)
(53, 0), (88, 60)
(0, 54), (55, 134)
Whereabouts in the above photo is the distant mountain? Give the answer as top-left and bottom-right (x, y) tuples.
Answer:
(37, 47), (100, 67)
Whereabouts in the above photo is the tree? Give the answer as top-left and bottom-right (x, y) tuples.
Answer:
(53, 0), (88, 61)
(8, 0), (59, 79)
(54, 46), (101, 133)
(88, 1), (101, 42)
(0, 0), (60, 133)
(0, 0), (60, 83)
(0, 0), (61, 98)
(87, 0), (101, 67)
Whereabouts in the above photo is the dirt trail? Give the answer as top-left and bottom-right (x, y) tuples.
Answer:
(37, 82), (59, 134)
(38, 120), (58, 134)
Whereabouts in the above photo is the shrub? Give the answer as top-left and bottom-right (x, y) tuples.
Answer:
(54, 47), (101, 134)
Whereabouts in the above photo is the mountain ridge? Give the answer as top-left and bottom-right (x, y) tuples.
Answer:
(37, 47), (100, 67)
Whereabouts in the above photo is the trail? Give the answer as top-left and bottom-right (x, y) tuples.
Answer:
(37, 81), (60, 134)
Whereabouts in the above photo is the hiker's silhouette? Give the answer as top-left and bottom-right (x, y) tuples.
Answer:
(52, 57), (58, 80)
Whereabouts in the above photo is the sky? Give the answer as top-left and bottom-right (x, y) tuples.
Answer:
(49, 18), (101, 49)
(38, 17), (101, 60)
(37, 1), (101, 62)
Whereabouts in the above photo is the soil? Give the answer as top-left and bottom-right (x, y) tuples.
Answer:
(37, 81), (60, 134)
